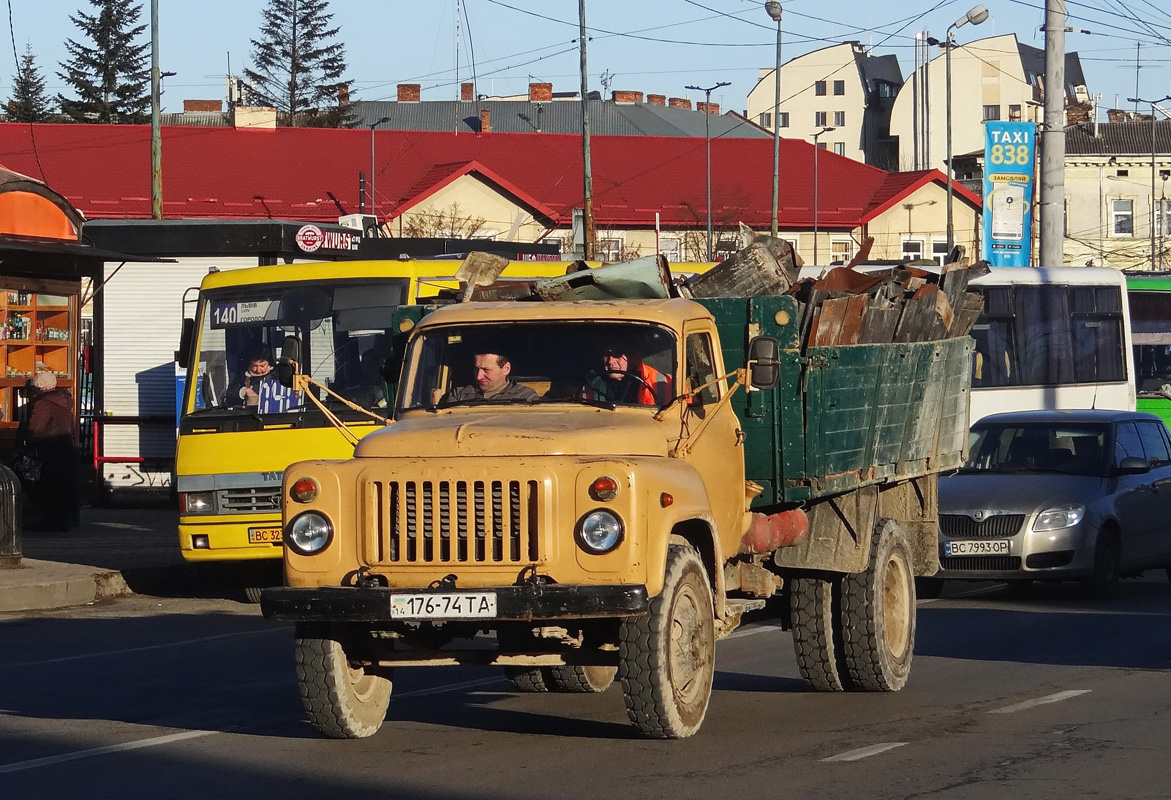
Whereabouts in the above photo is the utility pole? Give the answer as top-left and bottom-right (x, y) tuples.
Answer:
(687, 81), (731, 261)
(579, 0), (595, 260)
(150, 0), (162, 219)
(1039, 0), (1066, 266)
(1128, 97), (1171, 270)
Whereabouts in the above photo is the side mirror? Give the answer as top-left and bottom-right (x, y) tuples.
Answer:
(175, 318), (195, 369)
(1116, 456), (1150, 476)
(277, 335), (302, 389)
(747, 336), (781, 390)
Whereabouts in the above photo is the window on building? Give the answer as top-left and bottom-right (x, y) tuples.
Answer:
(1111, 199), (1135, 237)
(815, 111), (827, 126)
(932, 241), (950, 267)
(777, 112), (789, 128)
(902, 240), (923, 261)
(833, 80), (845, 96)
(830, 240), (853, 264)
(982, 105), (1001, 121)
(659, 237), (682, 263)
(815, 80), (827, 96)
(817, 142), (828, 150)
(1116, 169), (1129, 177)
(832, 142), (845, 156)
(833, 110), (846, 126)
(1158, 199), (1171, 237)
(1009, 104), (1022, 121)
(759, 112), (772, 129)
(598, 238), (623, 262)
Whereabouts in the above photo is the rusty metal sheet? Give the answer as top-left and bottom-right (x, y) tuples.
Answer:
(686, 240), (797, 298)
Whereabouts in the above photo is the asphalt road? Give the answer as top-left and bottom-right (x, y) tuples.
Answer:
(2, 572), (1170, 800)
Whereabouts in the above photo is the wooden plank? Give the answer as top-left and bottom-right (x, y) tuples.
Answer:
(811, 297), (849, 347)
(835, 294), (869, 346)
(949, 291), (985, 337)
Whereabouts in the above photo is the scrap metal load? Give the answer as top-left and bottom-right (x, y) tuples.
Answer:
(453, 230), (984, 344)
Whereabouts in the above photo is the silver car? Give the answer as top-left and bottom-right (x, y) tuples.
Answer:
(928, 409), (1171, 598)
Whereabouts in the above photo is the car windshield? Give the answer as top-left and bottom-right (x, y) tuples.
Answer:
(400, 321), (677, 411)
(185, 278), (408, 419)
(962, 423), (1108, 477)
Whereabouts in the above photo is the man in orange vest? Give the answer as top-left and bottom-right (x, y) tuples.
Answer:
(584, 339), (672, 407)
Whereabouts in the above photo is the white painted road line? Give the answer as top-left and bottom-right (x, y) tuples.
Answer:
(725, 621), (784, 640)
(822, 742), (908, 762)
(989, 690), (1092, 714)
(0, 730), (216, 775)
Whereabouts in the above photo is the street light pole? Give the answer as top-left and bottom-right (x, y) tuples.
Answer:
(811, 126), (835, 264)
(369, 116), (391, 220)
(765, 1), (783, 238)
(944, 5), (989, 254)
(686, 81), (730, 261)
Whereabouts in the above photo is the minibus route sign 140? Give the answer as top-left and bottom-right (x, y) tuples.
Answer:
(211, 300), (276, 328)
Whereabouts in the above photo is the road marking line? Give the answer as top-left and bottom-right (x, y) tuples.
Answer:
(0, 629), (289, 671)
(822, 742), (908, 762)
(0, 730), (216, 775)
(989, 690), (1091, 714)
(725, 621), (784, 640)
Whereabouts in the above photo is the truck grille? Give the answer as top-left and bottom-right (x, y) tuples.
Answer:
(940, 514), (1025, 538)
(367, 479), (542, 564)
(218, 487), (281, 514)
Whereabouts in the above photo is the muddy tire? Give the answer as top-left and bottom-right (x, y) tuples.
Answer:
(620, 544), (715, 739)
(295, 623), (392, 739)
(503, 667), (550, 692)
(243, 585), (264, 604)
(839, 519), (916, 692)
(1082, 531), (1120, 600)
(790, 574), (851, 692)
(546, 664), (617, 693)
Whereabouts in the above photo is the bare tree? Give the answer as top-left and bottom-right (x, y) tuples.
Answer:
(401, 203), (488, 239)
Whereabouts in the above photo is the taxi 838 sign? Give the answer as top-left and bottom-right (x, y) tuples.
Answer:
(982, 121), (1037, 266)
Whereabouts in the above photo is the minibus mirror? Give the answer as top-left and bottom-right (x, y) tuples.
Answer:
(175, 318), (195, 369)
(747, 336), (780, 390)
(277, 335), (302, 388)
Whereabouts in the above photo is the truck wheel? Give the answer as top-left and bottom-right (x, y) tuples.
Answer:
(547, 664), (617, 693)
(790, 575), (851, 692)
(839, 519), (915, 692)
(295, 623), (392, 739)
(503, 667), (550, 692)
(620, 543), (715, 739)
(243, 585), (264, 604)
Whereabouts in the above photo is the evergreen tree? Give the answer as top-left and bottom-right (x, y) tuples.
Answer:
(57, 0), (150, 124)
(244, 0), (352, 127)
(7, 45), (55, 122)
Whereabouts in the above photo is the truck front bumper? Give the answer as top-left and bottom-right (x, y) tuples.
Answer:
(261, 584), (650, 622)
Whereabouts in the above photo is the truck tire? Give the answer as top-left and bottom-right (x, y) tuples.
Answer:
(620, 543), (715, 739)
(503, 667), (550, 692)
(790, 574), (851, 692)
(839, 519), (915, 692)
(295, 623), (392, 739)
(547, 664), (617, 693)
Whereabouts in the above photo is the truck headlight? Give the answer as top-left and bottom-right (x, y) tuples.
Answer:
(577, 509), (624, 554)
(286, 512), (333, 555)
(1033, 504), (1085, 531)
(181, 491), (215, 515)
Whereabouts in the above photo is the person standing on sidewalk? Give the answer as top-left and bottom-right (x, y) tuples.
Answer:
(21, 371), (79, 531)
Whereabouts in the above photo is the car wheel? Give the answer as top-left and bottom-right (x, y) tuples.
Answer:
(1082, 533), (1120, 600)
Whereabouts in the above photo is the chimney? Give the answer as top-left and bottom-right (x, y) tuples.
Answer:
(480, 108), (491, 132)
(338, 85), (350, 106)
(696, 102), (720, 115)
(668, 97), (691, 110)
(647, 94), (666, 106)
(183, 99), (222, 113)
(397, 83), (421, 102)
(1106, 108), (1127, 123)
(461, 82), (474, 101)
(529, 82), (553, 102)
(612, 90), (644, 104)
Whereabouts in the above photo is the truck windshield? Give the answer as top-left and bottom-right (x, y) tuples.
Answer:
(185, 278), (408, 419)
(962, 423), (1108, 477)
(400, 321), (677, 410)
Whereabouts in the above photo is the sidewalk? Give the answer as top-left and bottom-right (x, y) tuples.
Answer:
(0, 506), (183, 613)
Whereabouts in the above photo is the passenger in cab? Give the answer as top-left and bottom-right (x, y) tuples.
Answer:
(443, 347), (537, 404)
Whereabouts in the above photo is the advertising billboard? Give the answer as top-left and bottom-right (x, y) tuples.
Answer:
(982, 121), (1037, 267)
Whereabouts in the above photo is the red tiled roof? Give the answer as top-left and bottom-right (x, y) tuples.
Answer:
(0, 123), (980, 229)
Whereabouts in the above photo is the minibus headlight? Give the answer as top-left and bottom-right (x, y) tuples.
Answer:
(577, 509), (624, 554)
(286, 512), (333, 555)
(182, 491), (215, 515)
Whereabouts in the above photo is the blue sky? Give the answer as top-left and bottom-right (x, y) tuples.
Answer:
(5, 0), (1170, 115)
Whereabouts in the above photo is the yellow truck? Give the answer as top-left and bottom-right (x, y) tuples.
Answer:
(261, 287), (973, 739)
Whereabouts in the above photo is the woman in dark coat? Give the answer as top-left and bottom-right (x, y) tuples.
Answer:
(22, 371), (79, 531)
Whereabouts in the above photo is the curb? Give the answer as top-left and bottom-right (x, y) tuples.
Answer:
(0, 560), (131, 613)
